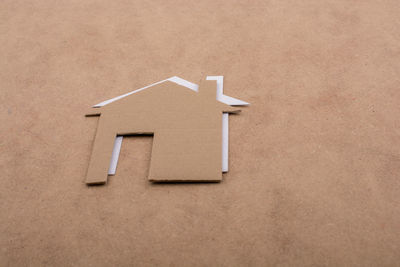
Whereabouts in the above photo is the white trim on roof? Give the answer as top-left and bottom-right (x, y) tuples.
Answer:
(206, 76), (249, 106)
(93, 76), (249, 108)
(168, 76), (199, 92)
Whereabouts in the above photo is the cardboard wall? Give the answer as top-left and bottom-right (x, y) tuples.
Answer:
(1, 0), (400, 266)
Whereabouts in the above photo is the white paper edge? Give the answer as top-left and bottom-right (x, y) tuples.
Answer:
(206, 76), (250, 106)
(108, 136), (123, 175)
(94, 76), (199, 108)
(222, 113), (229, 172)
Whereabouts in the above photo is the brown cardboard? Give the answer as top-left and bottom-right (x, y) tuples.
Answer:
(2, 1), (400, 266)
(85, 80), (240, 184)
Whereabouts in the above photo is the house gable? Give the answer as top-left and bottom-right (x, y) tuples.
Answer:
(92, 76), (249, 108)
(87, 80), (240, 117)
(98, 81), (225, 134)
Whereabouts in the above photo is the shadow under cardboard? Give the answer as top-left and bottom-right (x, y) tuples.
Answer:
(149, 180), (222, 186)
(87, 179), (222, 187)
(86, 179), (222, 188)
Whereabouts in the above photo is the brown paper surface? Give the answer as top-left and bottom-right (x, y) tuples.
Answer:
(1, 0), (400, 266)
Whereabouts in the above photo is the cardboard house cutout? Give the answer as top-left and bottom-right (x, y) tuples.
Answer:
(85, 76), (249, 185)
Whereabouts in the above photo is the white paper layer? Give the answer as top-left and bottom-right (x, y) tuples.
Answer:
(108, 136), (123, 175)
(222, 113), (229, 172)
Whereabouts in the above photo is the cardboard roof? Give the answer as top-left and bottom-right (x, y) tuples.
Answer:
(92, 76), (249, 108)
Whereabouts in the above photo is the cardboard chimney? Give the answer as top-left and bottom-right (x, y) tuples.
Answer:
(85, 76), (249, 185)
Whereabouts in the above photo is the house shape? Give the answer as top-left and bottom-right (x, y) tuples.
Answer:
(85, 76), (249, 185)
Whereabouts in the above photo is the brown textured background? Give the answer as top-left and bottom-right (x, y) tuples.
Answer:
(1, 0), (400, 266)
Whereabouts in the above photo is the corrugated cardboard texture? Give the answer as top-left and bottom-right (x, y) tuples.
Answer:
(85, 80), (237, 184)
(1, 0), (400, 266)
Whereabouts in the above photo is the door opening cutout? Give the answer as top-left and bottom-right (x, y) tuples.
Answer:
(108, 134), (154, 177)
